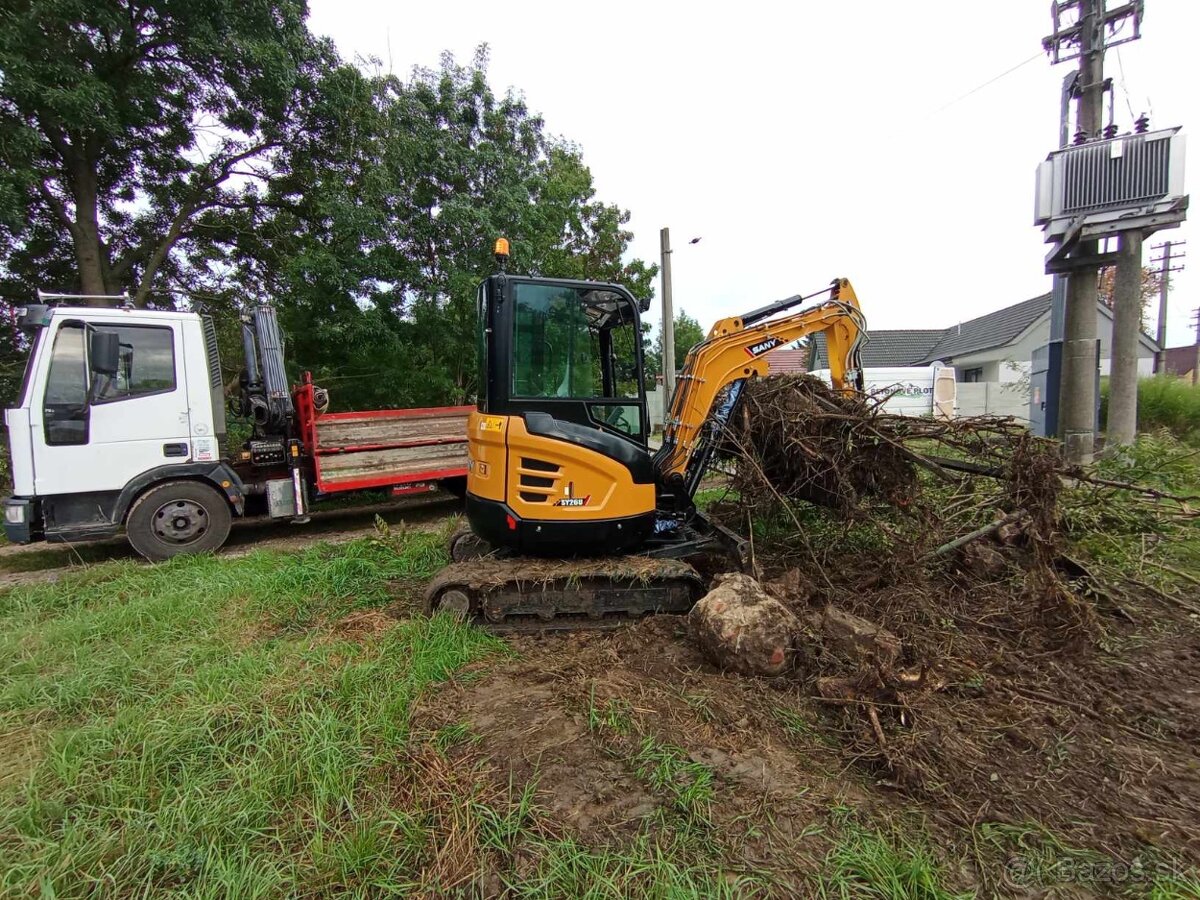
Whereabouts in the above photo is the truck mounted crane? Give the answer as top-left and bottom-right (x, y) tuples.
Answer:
(424, 240), (866, 627)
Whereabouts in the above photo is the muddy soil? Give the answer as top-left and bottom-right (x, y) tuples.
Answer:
(412, 594), (1200, 894)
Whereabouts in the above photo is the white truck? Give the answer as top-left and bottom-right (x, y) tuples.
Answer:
(3, 298), (470, 560)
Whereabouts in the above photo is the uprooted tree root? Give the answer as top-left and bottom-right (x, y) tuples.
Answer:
(711, 375), (1199, 832)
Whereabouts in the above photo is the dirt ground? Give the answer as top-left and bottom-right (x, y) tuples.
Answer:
(408, 572), (1200, 895)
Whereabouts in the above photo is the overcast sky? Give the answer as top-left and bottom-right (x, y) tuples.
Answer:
(308, 0), (1198, 347)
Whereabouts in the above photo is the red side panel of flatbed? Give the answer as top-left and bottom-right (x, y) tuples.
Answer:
(295, 380), (471, 495)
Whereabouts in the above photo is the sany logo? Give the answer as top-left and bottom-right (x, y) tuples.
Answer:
(745, 336), (782, 358)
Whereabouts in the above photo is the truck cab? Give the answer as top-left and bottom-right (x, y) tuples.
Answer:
(4, 303), (241, 555)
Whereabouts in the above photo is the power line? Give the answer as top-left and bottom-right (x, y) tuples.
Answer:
(935, 52), (1043, 113)
(1114, 47), (1136, 120)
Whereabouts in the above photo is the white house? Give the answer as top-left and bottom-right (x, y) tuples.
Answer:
(811, 293), (1160, 420)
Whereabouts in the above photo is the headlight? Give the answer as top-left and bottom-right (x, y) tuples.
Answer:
(5, 504), (25, 524)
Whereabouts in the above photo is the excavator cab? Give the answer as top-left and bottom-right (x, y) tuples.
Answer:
(466, 247), (660, 554)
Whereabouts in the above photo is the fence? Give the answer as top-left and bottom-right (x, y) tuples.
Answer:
(955, 382), (1030, 422)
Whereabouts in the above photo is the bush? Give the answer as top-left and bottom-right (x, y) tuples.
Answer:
(1099, 377), (1200, 442)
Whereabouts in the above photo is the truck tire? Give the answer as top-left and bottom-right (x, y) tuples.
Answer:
(126, 481), (233, 562)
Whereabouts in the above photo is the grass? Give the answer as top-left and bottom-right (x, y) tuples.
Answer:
(630, 735), (715, 825)
(0, 529), (772, 897)
(3, 513), (1192, 896)
(1063, 432), (1200, 594)
(974, 823), (1200, 898)
(772, 705), (827, 744)
(1100, 376), (1200, 442)
(0, 530), (511, 896)
(508, 832), (762, 899)
(820, 810), (968, 900)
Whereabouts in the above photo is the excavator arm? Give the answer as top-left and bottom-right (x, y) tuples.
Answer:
(653, 278), (866, 497)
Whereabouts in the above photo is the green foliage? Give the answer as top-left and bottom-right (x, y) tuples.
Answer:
(1, 3), (656, 415)
(0, 0), (343, 302)
(1099, 377), (1200, 443)
(648, 309), (707, 378)
(1063, 433), (1200, 592)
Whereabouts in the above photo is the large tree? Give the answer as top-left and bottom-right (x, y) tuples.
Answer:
(0, 6), (655, 410)
(190, 48), (656, 408)
(648, 310), (705, 378)
(0, 0), (342, 303)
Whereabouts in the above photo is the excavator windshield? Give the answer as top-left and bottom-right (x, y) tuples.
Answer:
(510, 282), (644, 437)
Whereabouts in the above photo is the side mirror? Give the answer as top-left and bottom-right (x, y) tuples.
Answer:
(89, 331), (120, 376)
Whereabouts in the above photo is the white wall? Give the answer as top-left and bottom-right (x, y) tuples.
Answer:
(646, 386), (666, 431)
(955, 382), (1031, 423)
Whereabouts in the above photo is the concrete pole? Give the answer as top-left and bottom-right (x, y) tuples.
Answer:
(1194, 310), (1200, 387)
(660, 227), (675, 428)
(1059, 0), (1105, 465)
(1106, 230), (1144, 447)
(1154, 241), (1172, 374)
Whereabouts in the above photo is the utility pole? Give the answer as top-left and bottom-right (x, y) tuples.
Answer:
(659, 227), (675, 429)
(1150, 239), (1186, 373)
(1107, 231), (1143, 446)
(1042, 0), (1148, 462)
(1058, 0), (1105, 464)
(1193, 309), (1200, 386)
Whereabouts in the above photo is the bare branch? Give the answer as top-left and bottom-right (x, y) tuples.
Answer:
(34, 180), (81, 239)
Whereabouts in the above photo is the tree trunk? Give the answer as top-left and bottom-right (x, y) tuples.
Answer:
(1107, 230), (1144, 448)
(69, 161), (114, 303)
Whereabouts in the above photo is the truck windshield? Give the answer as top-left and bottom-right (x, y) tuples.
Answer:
(14, 328), (46, 409)
(511, 283), (640, 400)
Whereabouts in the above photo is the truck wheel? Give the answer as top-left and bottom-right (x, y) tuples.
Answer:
(126, 481), (233, 562)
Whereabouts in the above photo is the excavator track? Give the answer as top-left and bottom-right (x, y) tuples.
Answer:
(424, 556), (705, 632)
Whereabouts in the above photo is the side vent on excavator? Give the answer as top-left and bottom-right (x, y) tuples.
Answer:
(517, 458), (561, 504)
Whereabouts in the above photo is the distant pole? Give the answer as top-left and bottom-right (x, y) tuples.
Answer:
(1059, 0), (1105, 465)
(1154, 240), (1173, 372)
(1107, 230), (1144, 447)
(1150, 239), (1187, 374)
(1193, 309), (1200, 386)
(660, 227), (675, 428)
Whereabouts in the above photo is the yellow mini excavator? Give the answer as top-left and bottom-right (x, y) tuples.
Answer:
(425, 240), (867, 628)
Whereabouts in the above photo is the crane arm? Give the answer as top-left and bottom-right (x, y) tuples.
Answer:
(653, 278), (866, 491)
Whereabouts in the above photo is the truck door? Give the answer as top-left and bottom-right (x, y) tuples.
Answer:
(32, 319), (191, 496)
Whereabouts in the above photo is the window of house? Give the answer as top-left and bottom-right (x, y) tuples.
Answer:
(962, 367), (984, 383)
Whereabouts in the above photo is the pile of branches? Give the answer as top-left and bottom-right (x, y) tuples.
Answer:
(710, 375), (1200, 850)
(717, 375), (1082, 637)
(718, 376), (920, 513)
(720, 374), (1046, 520)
